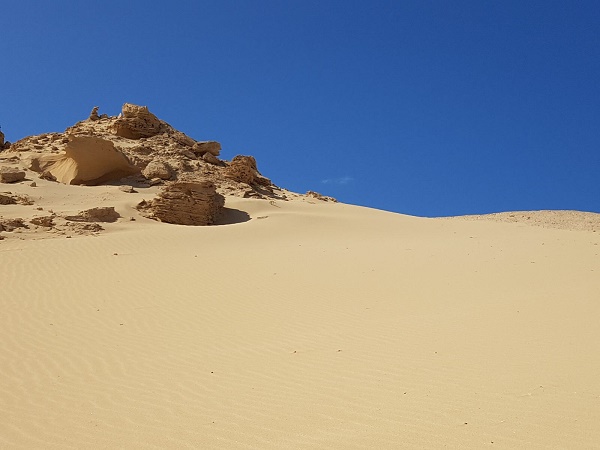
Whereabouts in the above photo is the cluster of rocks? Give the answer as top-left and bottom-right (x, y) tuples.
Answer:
(0, 204), (119, 240)
(306, 191), (338, 202)
(0, 191), (32, 205)
(1, 103), (334, 230)
(10, 103), (280, 196)
(0, 217), (28, 233)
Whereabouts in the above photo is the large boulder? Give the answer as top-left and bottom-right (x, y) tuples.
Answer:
(142, 160), (172, 180)
(223, 155), (258, 184)
(35, 136), (139, 185)
(0, 167), (26, 183)
(112, 103), (162, 139)
(137, 181), (224, 226)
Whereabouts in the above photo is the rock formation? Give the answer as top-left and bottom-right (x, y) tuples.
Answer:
(1, 102), (330, 232)
(192, 141), (221, 156)
(35, 136), (139, 185)
(137, 181), (224, 226)
(306, 191), (338, 202)
(64, 207), (120, 223)
(89, 106), (100, 121)
(202, 151), (220, 165)
(0, 218), (27, 232)
(30, 215), (55, 227)
(112, 103), (163, 139)
(0, 192), (32, 205)
(142, 160), (172, 180)
(9, 103), (281, 198)
(0, 167), (26, 183)
(0, 193), (16, 204)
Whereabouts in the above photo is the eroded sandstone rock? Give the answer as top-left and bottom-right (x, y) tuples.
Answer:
(0, 193), (16, 204)
(64, 207), (120, 223)
(192, 141), (221, 156)
(137, 181), (224, 226)
(89, 106), (100, 121)
(35, 136), (139, 185)
(171, 131), (196, 148)
(112, 103), (163, 139)
(30, 215), (55, 227)
(224, 155), (258, 184)
(0, 192), (32, 205)
(306, 191), (337, 202)
(202, 151), (220, 165)
(0, 167), (26, 183)
(142, 160), (172, 180)
(0, 218), (27, 232)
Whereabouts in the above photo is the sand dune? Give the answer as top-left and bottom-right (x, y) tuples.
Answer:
(1, 193), (599, 449)
(1, 105), (599, 448)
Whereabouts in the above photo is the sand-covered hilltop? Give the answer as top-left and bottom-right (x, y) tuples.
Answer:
(1, 106), (599, 449)
(0, 103), (335, 240)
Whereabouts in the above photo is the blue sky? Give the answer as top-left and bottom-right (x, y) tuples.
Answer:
(2, 1), (599, 216)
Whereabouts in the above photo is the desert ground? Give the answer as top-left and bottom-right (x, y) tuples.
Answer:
(1, 105), (599, 448)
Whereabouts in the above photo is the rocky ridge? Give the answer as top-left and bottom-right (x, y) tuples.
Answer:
(7, 103), (279, 199)
(0, 103), (336, 239)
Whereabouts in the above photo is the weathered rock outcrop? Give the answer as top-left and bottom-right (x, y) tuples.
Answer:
(7, 103), (292, 205)
(202, 151), (220, 165)
(137, 181), (224, 225)
(0, 193), (16, 204)
(36, 136), (139, 185)
(142, 160), (172, 180)
(171, 131), (196, 148)
(0, 218), (27, 232)
(89, 106), (100, 121)
(0, 167), (26, 183)
(64, 207), (120, 223)
(112, 103), (163, 139)
(0, 192), (32, 205)
(224, 155), (272, 186)
(30, 215), (55, 227)
(224, 155), (258, 184)
(192, 141), (221, 156)
(0, 129), (9, 150)
(306, 191), (338, 202)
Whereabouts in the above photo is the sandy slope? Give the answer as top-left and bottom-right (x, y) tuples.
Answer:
(1, 194), (599, 449)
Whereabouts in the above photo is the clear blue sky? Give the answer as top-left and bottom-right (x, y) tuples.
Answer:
(2, 1), (599, 216)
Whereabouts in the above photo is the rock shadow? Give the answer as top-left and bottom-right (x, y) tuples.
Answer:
(214, 208), (251, 225)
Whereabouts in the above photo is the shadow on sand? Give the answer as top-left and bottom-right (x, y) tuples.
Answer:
(214, 208), (251, 225)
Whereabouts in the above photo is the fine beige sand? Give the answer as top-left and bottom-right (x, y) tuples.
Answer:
(1, 181), (600, 448)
